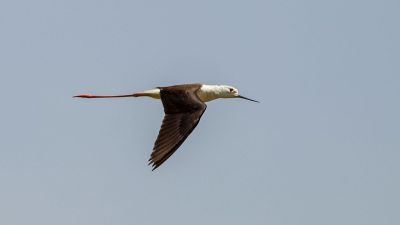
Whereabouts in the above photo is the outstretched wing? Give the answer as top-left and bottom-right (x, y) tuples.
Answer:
(148, 84), (206, 170)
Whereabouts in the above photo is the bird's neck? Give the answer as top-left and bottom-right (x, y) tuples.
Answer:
(197, 85), (225, 102)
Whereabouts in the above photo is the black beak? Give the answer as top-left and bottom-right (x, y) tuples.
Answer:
(238, 95), (259, 103)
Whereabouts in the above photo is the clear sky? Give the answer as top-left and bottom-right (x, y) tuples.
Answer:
(0, 0), (399, 224)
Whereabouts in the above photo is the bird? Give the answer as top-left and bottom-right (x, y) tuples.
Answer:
(74, 83), (259, 170)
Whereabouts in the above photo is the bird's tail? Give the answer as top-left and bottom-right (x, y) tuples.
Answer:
(132, 89), (161, 99)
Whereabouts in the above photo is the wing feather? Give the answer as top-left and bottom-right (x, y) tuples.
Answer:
(148, 84), (206, 170)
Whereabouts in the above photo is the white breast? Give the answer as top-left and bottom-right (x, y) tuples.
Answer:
(197, 85), (222, 102)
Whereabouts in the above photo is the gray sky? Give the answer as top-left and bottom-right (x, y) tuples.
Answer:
(0, 0), (399, 224)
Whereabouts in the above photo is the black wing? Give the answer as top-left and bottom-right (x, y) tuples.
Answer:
(148, 84), (206, 170)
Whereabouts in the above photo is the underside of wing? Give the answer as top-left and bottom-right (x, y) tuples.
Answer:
(148, 84), (206, 170)
(148, 108), (206, 170)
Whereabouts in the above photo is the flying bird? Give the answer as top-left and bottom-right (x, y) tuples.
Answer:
(74, 83), (258, 170)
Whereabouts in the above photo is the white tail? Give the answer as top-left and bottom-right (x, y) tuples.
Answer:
(133, 89), (161, 99)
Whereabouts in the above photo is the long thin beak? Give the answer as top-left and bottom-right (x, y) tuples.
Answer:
(238, 95), (260, 103)
(73, 93), (138, 98)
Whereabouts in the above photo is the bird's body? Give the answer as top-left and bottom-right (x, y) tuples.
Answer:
(75, 83), (258, 170)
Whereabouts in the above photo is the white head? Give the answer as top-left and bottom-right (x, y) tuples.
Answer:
(199, 85), (259, 102)
(216, 85), (239, 98)
(219, 85), (259, 102)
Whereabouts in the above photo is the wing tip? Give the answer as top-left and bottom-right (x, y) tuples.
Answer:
(148, 158), (160, 171)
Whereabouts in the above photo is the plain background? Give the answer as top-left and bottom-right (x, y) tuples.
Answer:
(0, 0), (399, 225)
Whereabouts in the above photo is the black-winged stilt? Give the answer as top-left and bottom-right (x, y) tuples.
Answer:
(75, 83), (259, 170)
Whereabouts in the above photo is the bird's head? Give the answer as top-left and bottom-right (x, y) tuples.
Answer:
(219, 85), (259, 103)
